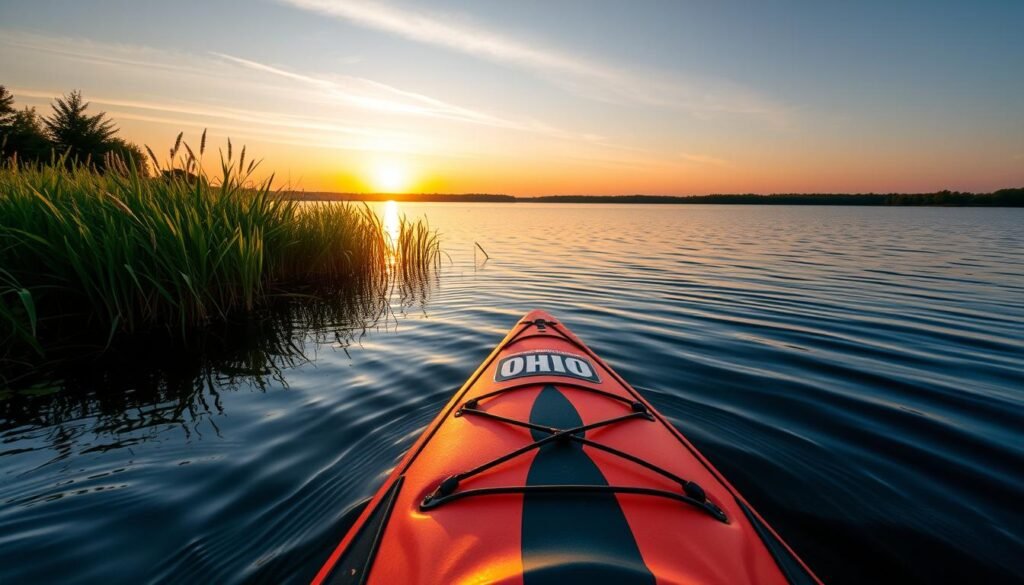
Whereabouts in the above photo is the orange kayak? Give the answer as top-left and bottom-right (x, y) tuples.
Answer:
(314, 310), (822, 584)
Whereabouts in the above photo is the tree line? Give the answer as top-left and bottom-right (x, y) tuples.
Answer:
(283, 190), (1024, 206)
(0, 86), (147, 173)
(525, 190), (1024, 206)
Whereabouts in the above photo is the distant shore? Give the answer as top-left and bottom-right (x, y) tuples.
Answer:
(287, 188), (1023, 206)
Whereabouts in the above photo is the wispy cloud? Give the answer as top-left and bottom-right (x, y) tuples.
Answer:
(278, 0), (601, 77)
(0, 29), (721, 169)
(10, 87), (434, 156)
(0, 31), (619, 155)
(1, 32), (217, 78)
(210, 52), (536, 132)
(678, 152), (729, 167)
(1, 31), (531, 133)
(277, 0), (787, 121)
(211, 52), (658, 149)
(12, 88), (396, 138)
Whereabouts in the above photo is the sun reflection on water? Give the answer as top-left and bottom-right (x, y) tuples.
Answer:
(383, 200), (401, 263)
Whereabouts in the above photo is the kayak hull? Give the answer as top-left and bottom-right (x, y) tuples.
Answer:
(314, 310), (821, 585)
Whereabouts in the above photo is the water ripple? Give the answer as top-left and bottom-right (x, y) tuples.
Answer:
(1, 204), (1022, 584)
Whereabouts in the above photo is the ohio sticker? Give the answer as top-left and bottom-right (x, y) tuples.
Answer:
(494, 351), (600, 383)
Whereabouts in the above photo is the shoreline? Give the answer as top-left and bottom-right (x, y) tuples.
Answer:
(286, 188), (1024, 206)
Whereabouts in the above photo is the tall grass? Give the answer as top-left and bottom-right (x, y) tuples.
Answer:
(393, 215), (443, 279)
(0, 140), (440, 375)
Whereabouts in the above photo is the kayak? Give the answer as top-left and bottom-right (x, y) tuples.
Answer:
(313, 310), (822, 584)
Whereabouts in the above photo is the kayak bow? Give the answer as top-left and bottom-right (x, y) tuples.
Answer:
(314, 310), (822, 584)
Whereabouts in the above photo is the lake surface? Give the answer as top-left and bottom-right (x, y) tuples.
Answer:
(2, 204), (1022, 584)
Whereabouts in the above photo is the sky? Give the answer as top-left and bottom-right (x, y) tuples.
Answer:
(1, 0), (1022, 195)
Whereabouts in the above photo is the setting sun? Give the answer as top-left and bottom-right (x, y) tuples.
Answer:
(371, 161), (411, 193)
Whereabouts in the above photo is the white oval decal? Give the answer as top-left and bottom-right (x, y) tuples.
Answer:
(494, 351), (600, 383)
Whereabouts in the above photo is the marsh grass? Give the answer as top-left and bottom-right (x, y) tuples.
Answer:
(393, 215), (443, 278)
(0, 139), (440, 380)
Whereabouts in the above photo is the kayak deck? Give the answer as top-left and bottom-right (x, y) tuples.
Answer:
(314, 310), (821, 584)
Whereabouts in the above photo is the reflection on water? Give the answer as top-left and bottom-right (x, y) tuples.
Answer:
(382, 200), (401, 264)
(1, 203), (1022, 584)
(1, 287), (390, 459)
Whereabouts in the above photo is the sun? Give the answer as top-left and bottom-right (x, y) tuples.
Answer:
(371, 161), (411, 193)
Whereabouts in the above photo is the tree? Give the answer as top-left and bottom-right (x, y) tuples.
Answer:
(1, 106), (51, 165)
(2, 87), (150, 174)
(44, 90), (118, 169)
(0, 86), (15, 127)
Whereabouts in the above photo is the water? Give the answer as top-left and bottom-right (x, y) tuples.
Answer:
(2, 204), (1023, 584)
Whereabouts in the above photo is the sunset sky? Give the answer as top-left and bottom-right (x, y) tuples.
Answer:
(1, 0), (1022, 195)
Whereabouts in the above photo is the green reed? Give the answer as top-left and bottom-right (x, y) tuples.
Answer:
(394, 215), (443, 279)
(0, 139), (439, 372)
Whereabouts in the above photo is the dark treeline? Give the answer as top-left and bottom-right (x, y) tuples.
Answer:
(290, 189), (1024, 206)
(0, 86), (147, 173)
(526, 190), (1024, 206)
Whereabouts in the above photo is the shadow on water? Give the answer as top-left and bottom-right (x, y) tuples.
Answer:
(0, 275), (435, 462)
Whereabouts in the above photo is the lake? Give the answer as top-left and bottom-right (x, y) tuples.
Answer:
(2, 203), (1022, 584)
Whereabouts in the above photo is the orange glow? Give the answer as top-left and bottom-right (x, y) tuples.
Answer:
(2, 25), (1020, 197)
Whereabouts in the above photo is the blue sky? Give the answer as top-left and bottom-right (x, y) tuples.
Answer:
(1, 0), (1021, 194)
